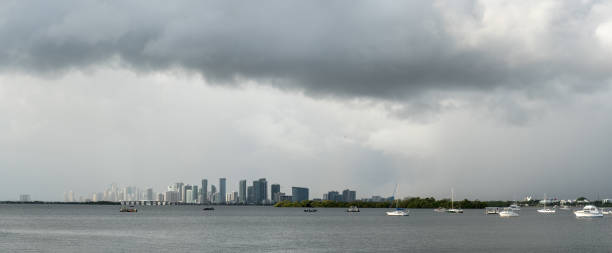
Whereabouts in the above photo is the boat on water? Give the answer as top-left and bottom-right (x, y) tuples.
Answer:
(574, 205), (603, 218)
(499, 208), (519, 217)
(304, 209), (317, 213)
(346, 206), (360, 212)
(446, 188), (463, 213)
(537, 194), (556, 214)
(386, 208), (410, 216)
(202, 207), (215, 211)
(485, 207), (500, 214)
(508, 203), (521, 212)
(386, 184), (409, 216)
(120, 206), (137, 213)
(601, 209), (612, 215)
(434, 207), (447, 212)
(559, 205), (571, 211)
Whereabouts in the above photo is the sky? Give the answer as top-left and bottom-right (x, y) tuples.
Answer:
(2, 0), (612, 201)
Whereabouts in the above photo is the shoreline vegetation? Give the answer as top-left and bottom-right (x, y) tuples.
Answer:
(274, 197), (612, 209)
(274, 198), (506, 209)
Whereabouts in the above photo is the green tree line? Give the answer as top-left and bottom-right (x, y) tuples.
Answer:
(274, 197), (513, 209)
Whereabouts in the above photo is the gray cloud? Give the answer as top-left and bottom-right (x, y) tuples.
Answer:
(2, 0), (611, 100)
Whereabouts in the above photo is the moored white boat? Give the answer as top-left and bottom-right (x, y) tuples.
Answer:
(386, 208), (410, 216)
(537, 194), (556, 214)
(601, 209), (612, 215)
(499, 208), (519, 217)
(537, 208), (556, 213)
(509, 203), (521, 212)
(574, 205), (603, 218)
(445, 188), (463, 214)
(386, 184), (409, 216)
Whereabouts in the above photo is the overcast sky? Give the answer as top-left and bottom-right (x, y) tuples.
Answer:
(2, 0), (612, 201)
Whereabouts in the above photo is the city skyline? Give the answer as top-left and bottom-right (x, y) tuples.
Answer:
(3, 1), (612, 201)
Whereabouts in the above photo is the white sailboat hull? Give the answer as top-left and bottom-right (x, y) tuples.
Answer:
(499, 211), (519, 217)
(537, 209), (556, 213)
(386, 210), (409, 216)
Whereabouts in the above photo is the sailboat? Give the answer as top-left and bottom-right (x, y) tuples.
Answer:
(446, 188), (463, 213)
(386, 184), (409, 216)
(537, 194), (556, 214)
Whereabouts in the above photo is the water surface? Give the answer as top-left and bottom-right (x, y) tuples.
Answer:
(0, 204), (610, 252)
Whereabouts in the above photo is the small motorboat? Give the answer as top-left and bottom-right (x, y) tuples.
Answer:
(346, 206), (360, 212)
(537, 208), (556, 214)
(434, 207), (447, 212)
(485, 207), (500, 214)
(120, 206), (137, 213)
(202, 207), (215, 211)
(304, 209), (317, 213)
(508, 203), (521, 212)
(574, 205), (603, 218)
(601, 209), (612, 215)
(386, 208), (409, 216)
(559, 205), (571, 211)
(499, 208), (519, 217)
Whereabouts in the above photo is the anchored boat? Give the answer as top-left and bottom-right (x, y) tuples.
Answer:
(120, 206), (137, 213)
(346, 206), (360, 212)
(574, 205), (603, 218)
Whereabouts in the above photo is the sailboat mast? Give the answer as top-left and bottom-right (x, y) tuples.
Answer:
(451, 188), (454, 210)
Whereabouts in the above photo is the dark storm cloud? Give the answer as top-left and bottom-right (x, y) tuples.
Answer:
(1, 0), (611, 98)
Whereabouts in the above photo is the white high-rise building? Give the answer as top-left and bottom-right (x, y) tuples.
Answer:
(186, 189), (193, 203)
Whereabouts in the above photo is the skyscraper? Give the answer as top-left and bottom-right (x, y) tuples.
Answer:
(175, 182), (184, 202)
(192, 185), (199, 204)
(146, 188), (154, 201)
(292, 187), (309, 202)
(253, 178), (268, 204)
(182, 185), (192, 203)
(186, 189), (193, 203)
(219, 178), (226, 204)
(271, 184), (280, 203)
(327, 191), (341, 201)
(342, 189), (356, 202)
(210, 184), (216, 202)
(260, 178), (268, 204)
(239, 180), (247, 204)
(247, 186), (254, 204)
(201, 179), (208, 203)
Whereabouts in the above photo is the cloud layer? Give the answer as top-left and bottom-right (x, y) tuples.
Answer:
(2, 0), (612, 99)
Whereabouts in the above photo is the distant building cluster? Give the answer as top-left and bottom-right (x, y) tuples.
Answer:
(63, 178), (326, 204)
(322, 189), (356, 202)
(19, 194), (31, 202)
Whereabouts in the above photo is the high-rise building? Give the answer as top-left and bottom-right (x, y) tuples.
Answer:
(292, 187), (309, 202)
(157, 193), (164, 202)
(342, 189), (356, 202)
(201, 179), (208, 203)
(186, 189), (193, 203)
(175, 182), (184, 202)
(239, 180), (247, 204)
(165, 191), (180, 203)
(219, 178), (226, 204)
(182, 185), (192, 203)
(247, 186), (255, 204)
(19, 194), (31, 202)
(327, 191), (341, 201)
(271, 184), (280, 203)
(253, 178), (268, 204)
(192, 185), (199, 204)
(146, 188), (154, 201)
